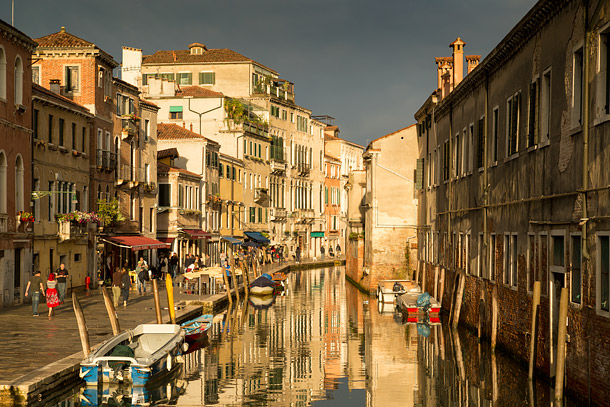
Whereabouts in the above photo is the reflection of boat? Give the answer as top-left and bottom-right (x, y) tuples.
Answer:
(396, 291), (441, 324)
(181, 314), (213, 345)
(80, 324), (186, 386)
(248, 294), (276, 310)
(80, 376), (187, 406)
(249, 274), (280, 296)
(376, 280), (417, 305)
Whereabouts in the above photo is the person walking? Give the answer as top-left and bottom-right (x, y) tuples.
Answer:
(159, 255), (169, 279)
(320, 245), (325, 260)
(46, 273), (60, 319)
(120, 267), (131, 307)
(25, 270), (45, 316)
(111, 269), (122, 307)
(170, 252), (178, 278)
(55, 263), (69, 304)
(136, 257), (149, 295)
(295, 246), (301, 264)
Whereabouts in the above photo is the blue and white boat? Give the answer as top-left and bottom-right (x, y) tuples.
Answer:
(79, 324), (186, 386)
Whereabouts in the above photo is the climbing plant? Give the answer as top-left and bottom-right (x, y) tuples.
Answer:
(97, 198), (125, 227)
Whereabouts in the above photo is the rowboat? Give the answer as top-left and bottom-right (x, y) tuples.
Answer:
(181, 314), (213, 345)
(79, 324), (186, 386)
(249, 274), (279, 296)
(376, 280), (418, 305)
(396, 290), (441, 325)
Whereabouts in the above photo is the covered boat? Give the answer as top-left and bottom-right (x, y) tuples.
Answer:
(249, 274), (279, 296)
(249, 294), (276, 310)
(396, 291), (441, 324)
(80, 324), (185, 386)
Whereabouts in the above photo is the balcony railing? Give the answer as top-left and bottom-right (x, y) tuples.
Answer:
(121, 118), (137, 138)
(0, 214), (6, 233)
(58, 221), (88, 241)
(270, 159), (287, 174)
(271, 207), (287, 222)
(297, 163), (310, 177)
(96, 150), (117, 171)
(296, 208), (314, 219)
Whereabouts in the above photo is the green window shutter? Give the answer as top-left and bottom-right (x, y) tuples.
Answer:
(219, 163), (223, 177)
(325, 187), (328, 204)
(199, 72), (215, 84)
(258, 208), (262, 223)
(415, 158), (424, 190)
(169, 106), (183, 113)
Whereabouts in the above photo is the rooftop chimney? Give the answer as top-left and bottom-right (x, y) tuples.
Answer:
(435, 57), (453, 90)
(49, 79), (61, 94)
(466, 55), (481, 74)
(450, 37), (466, 87)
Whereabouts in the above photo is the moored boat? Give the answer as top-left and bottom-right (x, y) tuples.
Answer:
(181, 314), (214, 345)
(79, 324), (186, 386)
(396, 291), (441, 324)
(249, 274), (280, 296)
(376, 280), (417, 305)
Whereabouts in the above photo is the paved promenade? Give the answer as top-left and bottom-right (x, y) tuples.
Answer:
(0, 257), (343, 405)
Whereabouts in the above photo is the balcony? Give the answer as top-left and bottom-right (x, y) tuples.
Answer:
(254, 188), (269, 206)
(296, 208), (314, 220)
(297, 163), (310, 177)
(271, 208), (287, 222)
(96, 150), (117, 172)
(253, 84), (295, 103)
(143, 182), (157, 194)
(58, 221), (88, 242)
(270, 158), (287, 175)
(121, 118), (137, 138)
(0, 214), (6, 233)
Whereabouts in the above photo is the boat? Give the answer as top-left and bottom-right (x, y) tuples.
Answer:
(80, 324), (186, 386)
(181, 314), (213, 345)
(396, 290), (441, 325)
(376, 280), (417, 305)
(248, 294), (276, 310)
(249, 274), (280, 296)
(271, 271), (287, 282)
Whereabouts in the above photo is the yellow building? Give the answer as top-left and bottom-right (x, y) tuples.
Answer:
(219, 153), (244, 253)
(32, 84), (95, 287)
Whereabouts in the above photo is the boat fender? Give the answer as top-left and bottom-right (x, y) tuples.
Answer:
(167, 354), (172, 370)
(182, 342), (190, 353)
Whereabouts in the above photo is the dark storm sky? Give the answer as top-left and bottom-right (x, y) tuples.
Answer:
(6, 0), (535, 147)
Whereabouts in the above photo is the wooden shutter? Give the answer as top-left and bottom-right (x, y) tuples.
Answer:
(415, 158), (424, 190)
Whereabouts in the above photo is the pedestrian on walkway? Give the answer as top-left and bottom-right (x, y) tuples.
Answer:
(170, 252), (178, 278)
(320, 245), (325, 260)
(159, 255), (169, 279)
(111, 269), (122, 307)
(136, 257), (149, 295)
(46, 273), (60, 319)
(55, 263), (68, 304)
(25, 270), (45, 316)
(224, 260), (232, 290)
(120, 267), (131, 307)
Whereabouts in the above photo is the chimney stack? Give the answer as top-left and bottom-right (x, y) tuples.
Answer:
(466, 55), (481, 74)
(49, 79), (61, 94)
(450, 37), (466, 87)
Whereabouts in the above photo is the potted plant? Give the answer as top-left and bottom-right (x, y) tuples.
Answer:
(18, 211), (34, 223)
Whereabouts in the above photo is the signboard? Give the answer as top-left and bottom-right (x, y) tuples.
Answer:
(310, 232), (325, 238)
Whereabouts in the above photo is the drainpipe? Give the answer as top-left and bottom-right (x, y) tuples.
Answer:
(484, 72), (489, 263)
(581, 0), (590, 261)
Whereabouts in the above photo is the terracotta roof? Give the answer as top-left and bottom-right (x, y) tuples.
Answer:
(140, 98), (160, 109)
(35, 27), (95, 48)
(157, 123), (219, 145)
(32, 83), (92, 115)
(324, 133), (340, 142)
(176, 86), (224, 98)
(142, 48), (277, 74)
(157, 161), (200, 178)
(157, 161), (171, 173)
(157, 148), (178, 159)
(325, 125), (339, 132)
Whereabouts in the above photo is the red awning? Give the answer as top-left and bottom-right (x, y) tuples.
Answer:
(157, 237), (175, 245)
(182, 229), (211, 239)
(104, 236), (170, 251)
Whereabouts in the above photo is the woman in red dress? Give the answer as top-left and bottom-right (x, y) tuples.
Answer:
(46, 272), (60, 319)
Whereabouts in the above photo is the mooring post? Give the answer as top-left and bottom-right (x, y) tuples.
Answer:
(72, 291), (91, 358)
(101, 286), (120, 335)
(240, 260), (250, 296)
(166, 274), (176, 324)
(491, 285), (498, 350)
(152, 279), (163, 324)
(229, 256), (240, 302)
(222, 266), (233, 306)
(452, 273), (465, 329)
(555, 287), (569, 402)
(529, 281), (541, 379)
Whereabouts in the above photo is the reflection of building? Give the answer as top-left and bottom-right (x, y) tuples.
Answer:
(0, 20), (36, 308)
(345, 170), (366, 282)
(363, 125), (418, 290)
(415, 1), (610, 404)
(324, 154), (342, 253)
(32, 84), (94, 287)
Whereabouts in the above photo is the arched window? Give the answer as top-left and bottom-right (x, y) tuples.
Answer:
(0, 47), (6, 100)
(14, 56), (23, 106)
(15, 155), (24, 212)
(0, 151), (6, 213)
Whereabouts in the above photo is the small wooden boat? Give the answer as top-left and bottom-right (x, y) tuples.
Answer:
(271, 271), (287, 282)
(396, 291), (441, 325)
(249, 274), (279, 296)
(376, 280), (417, 305)
(181, 314), (213, 345)
(80, 324), (186, 386)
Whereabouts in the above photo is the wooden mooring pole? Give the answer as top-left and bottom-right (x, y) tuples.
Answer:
(166, 274), (176, 324)
(452, 273), (465, 329)
(152, 278), (163, 324)
(101, 286), (120, 335)
(529, 281), (541, 379)
(229, 257), (240, 303)
(222, 267), (233, 306)
(555, 287), (569, 402)
(491, 285), (498, 350)
(72, 291), (91, 358)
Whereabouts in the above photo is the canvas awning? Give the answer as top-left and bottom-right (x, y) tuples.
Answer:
(157, 237), (175, 245)
(221, 236), (243, 245)
(103, 236), (170, 251)
(244, 231), (270, 244)
(182, 229), (211, 239)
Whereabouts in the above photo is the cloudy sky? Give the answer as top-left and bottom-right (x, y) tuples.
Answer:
(5, 0), (534, 147)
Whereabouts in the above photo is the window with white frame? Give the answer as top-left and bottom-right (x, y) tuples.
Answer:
(540, 69), (551, 144)
(14, 56), (23, 105)
(571, 235), (582, 305)
(489, 233), (496, 281)
(507, 91), (521, 156)
(65, 65), (80, 93)
(468, 124), (474, 173)
(597, 234), (610, 312)
(527, 78), (540, 148)
(539, 233), (549, 296)
(477, 233), (484, 278)
(0, 47), (6, 100)
(572, 47), (584, 127)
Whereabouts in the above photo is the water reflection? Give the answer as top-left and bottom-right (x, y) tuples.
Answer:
(49, 266), (584, 406)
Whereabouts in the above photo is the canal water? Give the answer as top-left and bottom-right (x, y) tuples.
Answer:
(57, 266), (583, 406)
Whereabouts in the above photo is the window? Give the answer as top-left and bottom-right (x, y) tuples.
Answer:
(468, 124), (474, 173)
(489, 234), (497, 280)
(600, 30), (610, 115)
(527, 79), (539, 147)
(573, 47), (584, 126)
(177, 72), (192, 85)
(477, 233), (484, 278)
(219, 163), (224, 177)
(598, 235), (610, 312)
(199, 72), (215, 85)
(443, 140), (450, 180)
(58, 118), (65, 146)
(528, 234), (536, 292)
(48, 114), (53, 143)
(551, 234), (565, 273)
(158, 184), (171, 207)
(504, 234), (511, 285)
(144, 119), (149, 142)
(507, 92), (521, 156)
(32, 65), (40, 85)
(540, 69), (551, 144)
(15, 155), (24, 212)
(81, 127), (86, 153)
(65, 65), (80, 93)
(249, 207), (255, 223)
(492, 108), (499, 163)
(271, 105), (280, 118)
(14, 56), (23, 105)
(455, 133), (460, 178)
(169, 106), (183, 120)
(0, 47), (6, 100)
(71, 122), (76, 150)
(539, 234), (549, 296)
(33, 109), (39, 139)
(571, 235), (582, 304)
